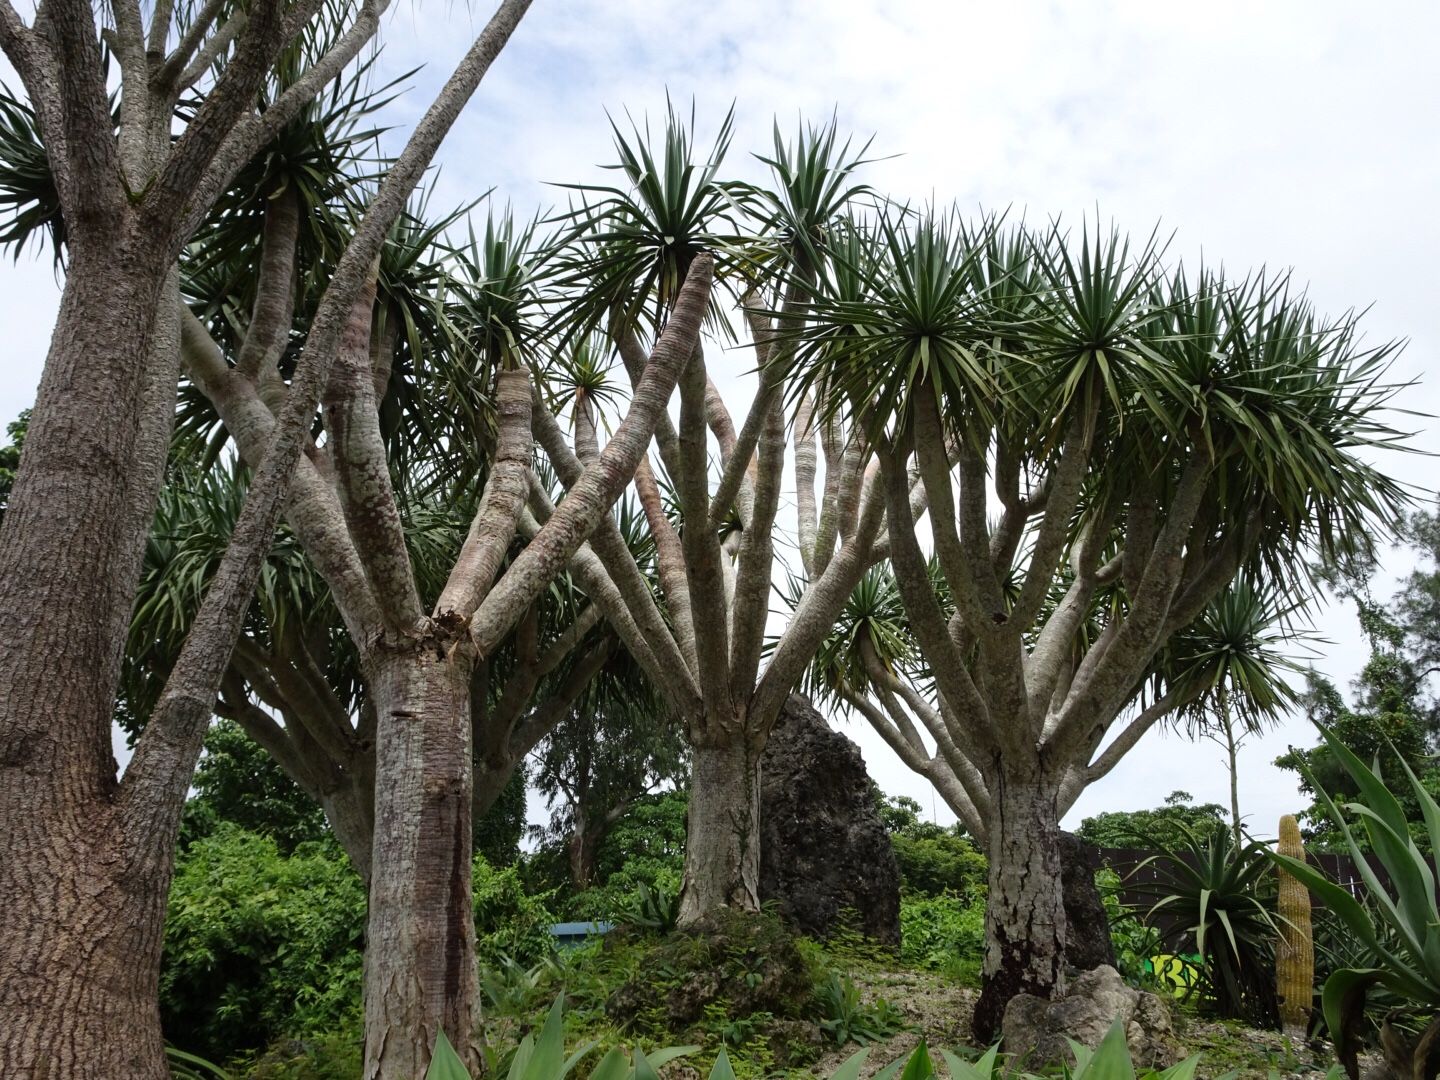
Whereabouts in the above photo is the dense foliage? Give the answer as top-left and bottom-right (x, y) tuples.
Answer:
(1277, 653), (1440, 853)
(162, 827), (555, 1065)
(179, 721), (329, 852)
(1077, 791), (1229, 851)
(878, 795), (988, 899)
(161, 827), (367, 1061)
(0, 408), (25, 524)
(531, 790), (689, 919)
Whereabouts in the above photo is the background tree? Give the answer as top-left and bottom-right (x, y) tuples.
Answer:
(531, 642), (687, 890)
(1277, 512), (1440, 852)
(876, 793), (989, 899)
(1076, 790), (1228, 851)
(1278, 648), (1440, 853)
(0, 408), (25, 524)
(543, 111), (894, 925)
(789, 212), (1410, 1038)
(176, 184), (712, 1079)
(177, 718), (331, 851)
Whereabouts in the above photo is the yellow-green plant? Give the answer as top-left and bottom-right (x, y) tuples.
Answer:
(1275, 813), (1316, 1040)
(1269, 725), (1440, 1079)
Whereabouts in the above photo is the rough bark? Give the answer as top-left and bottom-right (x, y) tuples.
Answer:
(678, 735), (762, 926)
(0, 810), (171, 1079)
(971, 764), (1068, 1045)
(364, 639), (479, 1080)
(0, 237), (175, 1080)
(0, 1), (534, 1072)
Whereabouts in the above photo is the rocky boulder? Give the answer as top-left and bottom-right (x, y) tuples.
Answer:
(1001, 965), (1181, 1070)
(759, 693), (901, 945)
(1060, 832), (1117, 972)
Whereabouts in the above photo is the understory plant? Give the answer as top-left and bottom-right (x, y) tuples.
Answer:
(1097, 868), (1166, 993)
(1129, 822), (1281, 1025)
(898, 892), (987, 982)
(816, 973), (907, 1046)
(428, 1003), (1250, 1080)
(1270, 725), (1440, 1079)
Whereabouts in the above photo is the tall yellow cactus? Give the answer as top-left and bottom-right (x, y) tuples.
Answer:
(1275, 813), (1315, 1039)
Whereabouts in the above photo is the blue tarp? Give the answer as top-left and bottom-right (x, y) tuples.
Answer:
(549, 921), (613, 948)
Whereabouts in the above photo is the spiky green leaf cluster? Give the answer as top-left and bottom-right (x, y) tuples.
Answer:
(786, 211), (1412, 598)
(1126, 821), (1282, 1025)
(1271, 725), (1440, 1077)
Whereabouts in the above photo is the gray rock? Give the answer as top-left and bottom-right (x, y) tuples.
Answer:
(1001, 964), (1181, 1070)
(759, 693), (901, 945)
(1060, 832), (1117, 972)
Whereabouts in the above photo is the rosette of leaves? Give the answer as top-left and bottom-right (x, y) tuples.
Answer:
(1127, 821), (1282, 1025)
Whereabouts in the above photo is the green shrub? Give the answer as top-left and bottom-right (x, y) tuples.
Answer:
(234, 1036), (364, 1080)
(163, 828), (559, 1067)
(879, 794), (989, 899)
(816, 972), (906, 1047)
(161, 826), (366, 1061)
(891, 831), (989, 899)
(1096, 868), (1165, 992)
(474, 855), (557, 968)
(898, 893), (985, 983)
(1271, 724), (1440, 1078)
(177, 721), (330, 853)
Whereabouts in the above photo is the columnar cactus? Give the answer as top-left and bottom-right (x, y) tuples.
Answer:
(1275, 813), (1315, 1040)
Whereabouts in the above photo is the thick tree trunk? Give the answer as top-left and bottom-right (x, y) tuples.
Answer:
(0, 236), (176, 1080)
(971, 766), (1068, 1044)
(0, 809), (174, 1080)
(678, 736), (762, 926)
(363, 637), (480, 1080)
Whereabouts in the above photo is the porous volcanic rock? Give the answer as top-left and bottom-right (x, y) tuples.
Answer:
(759, 693), (901, 945)
(1060, 831), (1117, 972)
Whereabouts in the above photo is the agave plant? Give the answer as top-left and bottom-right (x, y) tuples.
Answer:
(1127, 821), (1282, 1027)
(1270, 725), (1440, 1079)
(616, 881), (681, 935)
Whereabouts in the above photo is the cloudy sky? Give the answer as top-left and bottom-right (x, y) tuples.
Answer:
(3, 0), (1439, 835)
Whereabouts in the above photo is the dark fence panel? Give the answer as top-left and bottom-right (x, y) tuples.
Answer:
(1089, 845), (1388, 941)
